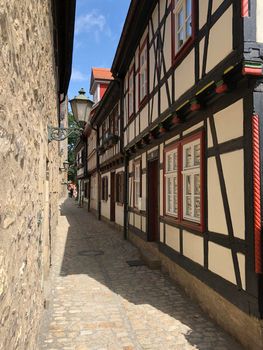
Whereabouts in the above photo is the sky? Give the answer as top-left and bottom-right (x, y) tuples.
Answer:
(68, 0), (131, 100)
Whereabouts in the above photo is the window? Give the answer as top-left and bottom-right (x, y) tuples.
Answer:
(182, 139), (200, 222)
(101, 176), (108, 201)
(139, 39), (148, 103)
(116, 172), (124, 204)
(134, 160), (141, 208)
(164, 131), (203, 230)
(172, 0), (195, 63)
(164, 147), (178, 217)
(174, 0), (192, 53)
(128, 67), (134, 117)
(109, 105), (119, 135)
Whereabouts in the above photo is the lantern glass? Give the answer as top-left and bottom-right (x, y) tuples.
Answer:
(69, 88), (93, 123)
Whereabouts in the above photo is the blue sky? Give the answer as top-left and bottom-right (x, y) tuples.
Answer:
(68, 0), (131, 100)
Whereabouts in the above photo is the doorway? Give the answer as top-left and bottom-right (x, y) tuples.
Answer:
(147, 158), (159, 242)
(110, 172), (115, 222)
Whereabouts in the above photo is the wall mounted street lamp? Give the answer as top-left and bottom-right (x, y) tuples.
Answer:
(59, 160), (70, 172)
(48, 88), (94, 142)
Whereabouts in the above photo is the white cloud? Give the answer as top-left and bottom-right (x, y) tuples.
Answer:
(75, 11), (106, 35)
(71, 68), (88, 82)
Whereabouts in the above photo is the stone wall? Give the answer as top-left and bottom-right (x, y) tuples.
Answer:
(0, 1), (63, 349)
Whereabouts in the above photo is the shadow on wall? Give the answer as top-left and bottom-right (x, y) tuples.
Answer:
(59, 199), (242, 350)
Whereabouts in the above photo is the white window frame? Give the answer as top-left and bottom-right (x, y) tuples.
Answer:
(182, 139), (201, 223)
(134, 162), (141, 208)
(174, 0), (192, 53)
(164, 148), (178, 217)
(139, 42), (148, 102)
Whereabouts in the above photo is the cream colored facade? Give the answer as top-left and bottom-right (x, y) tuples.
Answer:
(106, 0), (263, 348)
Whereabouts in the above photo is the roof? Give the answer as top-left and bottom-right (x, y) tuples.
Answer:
(89, 67), (113, 94)
(52, 0), (76, 96)
(111, 0), (157, 77)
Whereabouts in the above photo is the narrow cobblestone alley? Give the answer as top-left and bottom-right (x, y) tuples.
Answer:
(38, 199), (243, 350)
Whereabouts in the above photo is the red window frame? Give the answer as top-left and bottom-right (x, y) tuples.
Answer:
(138, 36), (148, 108)
(133, 159), (142, 209)
(171, 0), (197, 67)
(128, 65), (135, 119)
(163, 130), (204, 232)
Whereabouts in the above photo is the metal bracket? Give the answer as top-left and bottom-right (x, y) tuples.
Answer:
(48, 125), (83, 142)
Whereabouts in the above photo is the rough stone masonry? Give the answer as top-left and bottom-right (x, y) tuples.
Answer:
(0, 1), (66, 349)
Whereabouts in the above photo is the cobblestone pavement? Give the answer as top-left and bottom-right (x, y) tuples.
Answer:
(38, 199), (243, 350)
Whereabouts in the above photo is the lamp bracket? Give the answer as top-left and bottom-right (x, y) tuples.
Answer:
(48, 125), (83, 142)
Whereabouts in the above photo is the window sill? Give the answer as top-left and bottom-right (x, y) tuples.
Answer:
(162, 215), (204, 233)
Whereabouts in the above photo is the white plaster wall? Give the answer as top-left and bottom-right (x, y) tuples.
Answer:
(166, 225), (180, 252)
(212, 0), (224, 13)
(160, 78), (172, 114)
(129, 120), (135, 142)
(140, 105), (148, 134)
(101, 172), (110, 220)
(165, 134), (180, 145)
(136, 115), (140, 136)
(183, 231), (204, 266)
(142, 152), (147, 168)
(90, 174), (98, 211)
(160, 0), (171, 19)
(134, 213), (141, 229)
(207, 99), (244, 148)
(141, 26), (148, 46)
(221, 150), (245, 239)
(174, 50), (195, 100)
(160, 143), (164, 164)
(208, 242), (245, 289)
(160, 222), (164, 242)
(129, 211), (134, 226)
(199, 37), (205, 79)
(162, 12), (172, 78)
(182, 122), (204, 136)
(115, 204), (124, 227)
(206, 6), (233, 73)
(150, 94), (159, 123)
(150, 4), (159, 41)
(208, 157), (228, 235)
(142, 216), (146, 232)
(199, 0), (209, 29)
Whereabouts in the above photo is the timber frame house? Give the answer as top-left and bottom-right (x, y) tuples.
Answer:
(85, 1), (263, 347)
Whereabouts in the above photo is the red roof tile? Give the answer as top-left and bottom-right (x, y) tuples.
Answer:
(92, 67), (113, 81)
